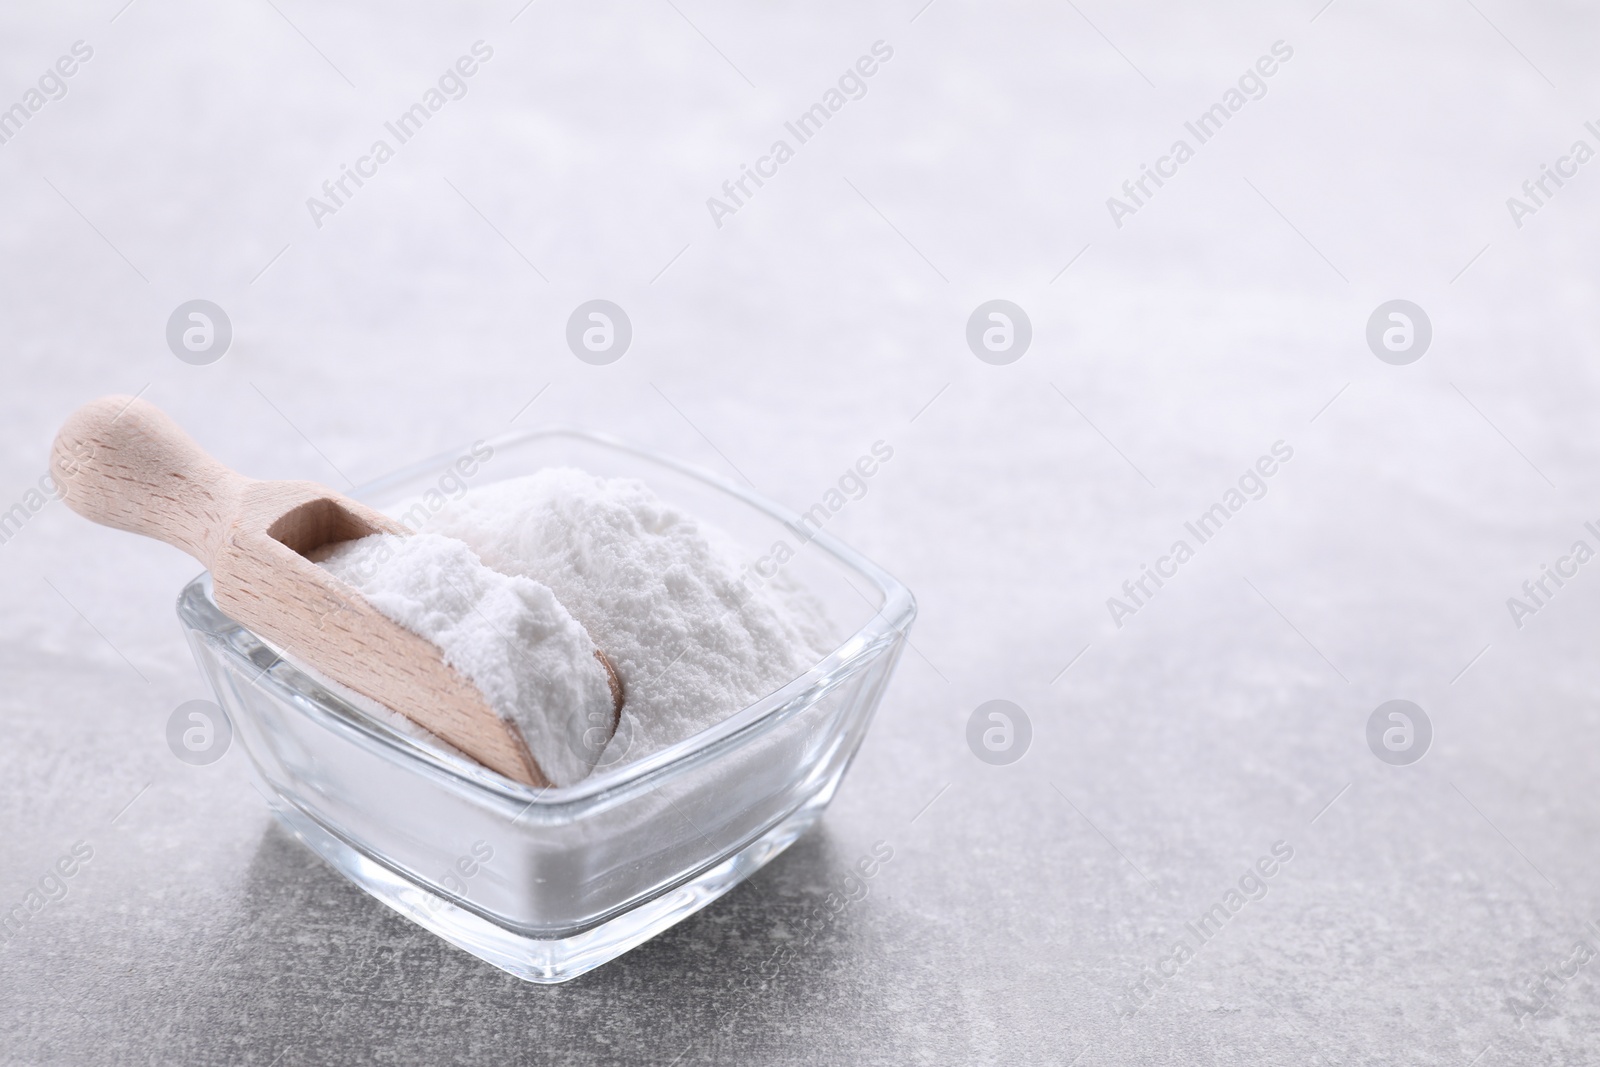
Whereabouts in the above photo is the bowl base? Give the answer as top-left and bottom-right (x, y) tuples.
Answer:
(265, 789), (828, 984)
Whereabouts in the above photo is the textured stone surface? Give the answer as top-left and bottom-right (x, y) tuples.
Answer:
(3, 1), (1599, 1063)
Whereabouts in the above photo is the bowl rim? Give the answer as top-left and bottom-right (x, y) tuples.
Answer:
(178, 424), (915, 814)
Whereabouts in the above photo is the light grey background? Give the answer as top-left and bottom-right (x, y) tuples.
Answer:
(3, 1), (1599, 1063)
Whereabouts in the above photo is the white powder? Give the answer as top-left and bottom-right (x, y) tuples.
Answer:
(323, 468), (836, 783)
(317, 532), (616, 787)
(424, 468), (836, 770)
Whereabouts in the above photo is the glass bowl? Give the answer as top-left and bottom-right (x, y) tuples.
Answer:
(176, 427), (915, 983)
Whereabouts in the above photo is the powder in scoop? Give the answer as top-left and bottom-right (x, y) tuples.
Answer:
(423, 467), (836, 769)
(317, 532), (616, 786)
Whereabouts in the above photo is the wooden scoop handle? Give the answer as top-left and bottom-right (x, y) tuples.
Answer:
(51, 395), (250, 569)
(50, 395), (615, 789)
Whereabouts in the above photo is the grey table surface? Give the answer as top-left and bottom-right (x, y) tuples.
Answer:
(4, 1), (1600, 1064)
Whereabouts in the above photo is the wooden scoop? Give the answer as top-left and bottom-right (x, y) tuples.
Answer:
(50, 395), (622, 788)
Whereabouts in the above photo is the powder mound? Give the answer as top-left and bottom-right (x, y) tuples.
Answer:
(317, 532), (615, 787)
(425, 468), (836, 767)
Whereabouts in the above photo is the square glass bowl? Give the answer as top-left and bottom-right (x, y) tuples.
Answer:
(176, 428), (914, 983)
